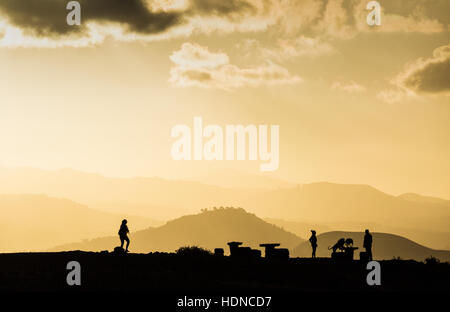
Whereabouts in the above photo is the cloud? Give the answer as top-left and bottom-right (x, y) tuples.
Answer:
(170, 41), (229, 68)
(315, 0), (356, 39)
(331, 80), (366, 93)
(0, 0), (448, 48)
(0, 0), (256, 36)
(0, 0), (183, 36)
(376, 43), (450, 103)
(272, 0), (448, 39)
(169, 42), (302, 89)
(394, 43), (450, 94)
(190, 0), (256, 16)
(0, 0), (266, 47)
(352, 0), (446, 34)
(377, 89), (408, 104)
(234, 0), (449, 63)
(238, 36), (334, 61)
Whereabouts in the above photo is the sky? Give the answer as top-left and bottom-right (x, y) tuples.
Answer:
(0, 0), (449, 198)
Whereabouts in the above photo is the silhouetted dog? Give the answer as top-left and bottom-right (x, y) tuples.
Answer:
(328, 238), (346, 253)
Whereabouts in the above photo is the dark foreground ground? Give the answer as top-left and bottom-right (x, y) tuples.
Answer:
(0, 251), (448, 293)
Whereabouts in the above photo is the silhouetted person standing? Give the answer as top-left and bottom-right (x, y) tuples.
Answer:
(309, 230), (318, 258)
(363, 229), (373, 260)
(119, 219), (130, 252)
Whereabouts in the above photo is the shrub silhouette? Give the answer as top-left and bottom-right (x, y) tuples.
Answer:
(425, 256), (440, 265)
(176, 246), (212, 257)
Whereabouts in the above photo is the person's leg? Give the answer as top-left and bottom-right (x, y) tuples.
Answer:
(312, 246), (316, 258)
(125, 236), (130, 251)
(120, 237), (124, 248)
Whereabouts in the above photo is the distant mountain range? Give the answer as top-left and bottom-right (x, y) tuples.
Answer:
(50, 208), (303, 253)
(0, 194), (160, 252)
(0, 167), (449, 249)
(292, 231), (450, 262)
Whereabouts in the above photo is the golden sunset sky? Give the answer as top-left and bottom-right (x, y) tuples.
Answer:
(0, 0), (449, 198)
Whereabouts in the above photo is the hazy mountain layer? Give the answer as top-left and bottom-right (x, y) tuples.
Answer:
(1, 168), (449, 249)
(0, 194), (159, 252)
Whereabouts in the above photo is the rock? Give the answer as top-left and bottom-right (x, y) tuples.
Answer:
(113, 246), (126, 254)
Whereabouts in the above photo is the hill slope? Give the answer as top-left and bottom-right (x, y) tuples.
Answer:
(51, 208), (304, 253)
(0, 194), (159, 252)
(292, 231), (450, 262)
(399, 193), (450, 207)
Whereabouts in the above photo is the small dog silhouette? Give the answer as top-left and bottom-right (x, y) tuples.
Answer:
(328, 238), (346, 253)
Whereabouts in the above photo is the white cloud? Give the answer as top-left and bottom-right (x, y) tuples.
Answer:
(315, 0), (356, 39)
(377, 89), (408, 103)
(331, 80), (366, 93)
(170, 42), (229, 68)
(169, 42), (302, 89)
(264, 36), (334, 59)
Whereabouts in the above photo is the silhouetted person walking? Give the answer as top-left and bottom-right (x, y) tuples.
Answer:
(309, 230), (318, 258)
(119, 219), (130, 252)
(363, 229), (372, 260)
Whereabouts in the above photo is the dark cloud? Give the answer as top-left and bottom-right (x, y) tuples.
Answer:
(0, 0), (182, 36)
(0, 0), (257, 37)
(83, 0), (182, 34)
(402, 58), (450, 93)
(399, 44), (450, 94)
(190, 0), (256, 16)
(0, 0), (74, 36)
